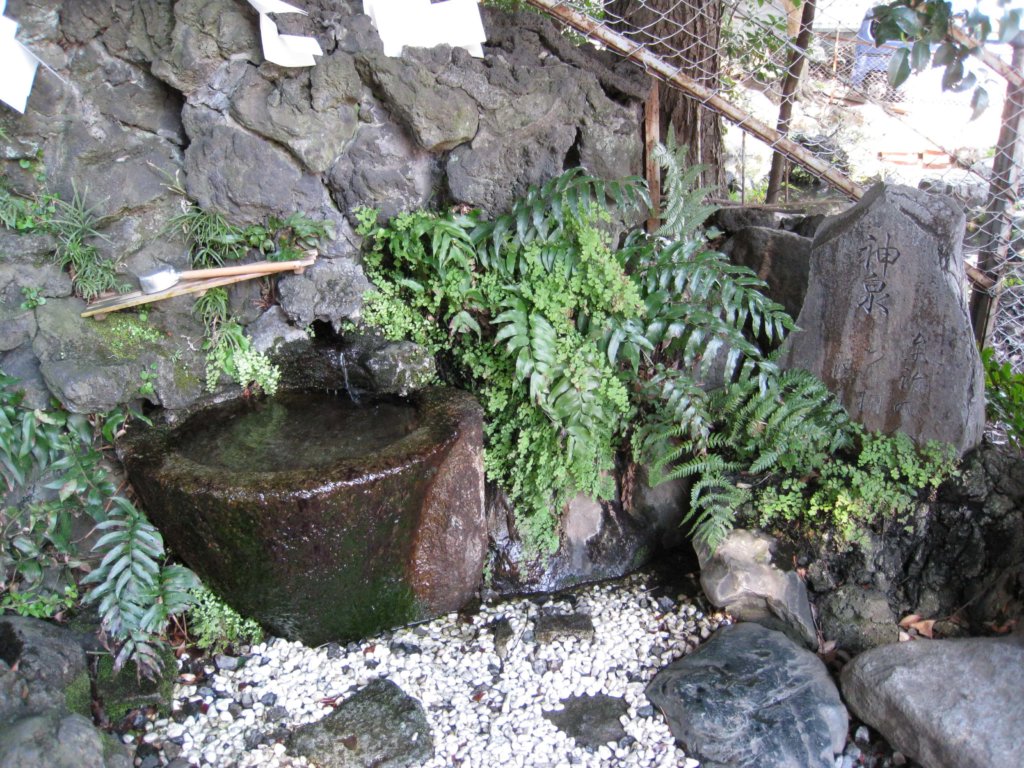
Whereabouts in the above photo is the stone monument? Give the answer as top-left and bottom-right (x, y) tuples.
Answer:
(782, 183), (985, 455)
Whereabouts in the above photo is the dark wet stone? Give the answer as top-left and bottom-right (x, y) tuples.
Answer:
(722, 226), (811, 321)
(490, 618), (514, 660)
(647, 622), (848, 768)
(0, 617), (87, 722)
(534, 614), (595, 645)
(286, 678), (433, 767)
(266, 705), (290, 721)
(543, 695), (628, 750)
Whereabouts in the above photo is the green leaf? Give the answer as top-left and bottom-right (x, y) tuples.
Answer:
(888, 47), (912, 88)
(890, 6), (923, 37)
(970, 86), (990, 120)
(910, 40), (931, 72)
(941, 59), (965, 90)
(949, 71), (977, 94)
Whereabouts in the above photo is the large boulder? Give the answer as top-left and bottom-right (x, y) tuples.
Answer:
(647, 622), (848, 768)
(0, 617), (87, 721)
(805, 442), (1024, 640)
(0, 711), (131, 768)
(782, 183), (985, 456)
(31, 299), (208, 413)
(722, 226), (812, 321)
(486, 479), (685, 595)
(0, 617), (132, 768)
(841, 636), (1024, 768)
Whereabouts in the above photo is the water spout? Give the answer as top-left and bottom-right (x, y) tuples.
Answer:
(338, 352), (361, 404)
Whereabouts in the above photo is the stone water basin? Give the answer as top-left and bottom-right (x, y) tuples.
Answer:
(118, 387), (485, 646)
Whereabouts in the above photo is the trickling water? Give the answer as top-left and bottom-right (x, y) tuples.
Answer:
(338, 352), (361, 404)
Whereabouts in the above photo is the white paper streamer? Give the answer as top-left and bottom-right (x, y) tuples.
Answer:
(0, 4), (42, 113)
(247, 0), (323, 68)
(363, 0), (486, 58)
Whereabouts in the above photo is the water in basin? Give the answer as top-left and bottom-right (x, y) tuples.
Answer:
(178, 391), (420, 473)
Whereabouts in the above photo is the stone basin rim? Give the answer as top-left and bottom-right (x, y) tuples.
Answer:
(117, 386), (477, 492)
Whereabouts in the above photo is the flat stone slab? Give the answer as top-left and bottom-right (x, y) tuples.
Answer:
(841, 636), (1024, 768)
(534, 613), (595, 645)
(646, 622), (847, 768)
(542, 694), (627, 749)
(286, 678), (433, 767)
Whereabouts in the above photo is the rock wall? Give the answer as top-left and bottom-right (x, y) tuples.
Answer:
(0, 0), (644, 414)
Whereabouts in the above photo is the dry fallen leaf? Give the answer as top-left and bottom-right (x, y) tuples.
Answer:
(899, 613), (937, 638)
(898, 630), (912, 642)
(909, 618), (936, 638)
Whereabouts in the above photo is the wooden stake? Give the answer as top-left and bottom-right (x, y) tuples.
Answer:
(645, 79), (661, 233)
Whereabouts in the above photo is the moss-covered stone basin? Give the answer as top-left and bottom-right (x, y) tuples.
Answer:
(118, 387), (486, 646)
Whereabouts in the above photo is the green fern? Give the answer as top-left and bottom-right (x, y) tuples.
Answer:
(651, 133), (718, 243)
(687, 471), (751, 552)
(357, 150), (866, 555)
(82, 497), (199, 677)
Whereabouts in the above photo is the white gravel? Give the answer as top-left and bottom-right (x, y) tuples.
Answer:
(137, 573), (727, 768)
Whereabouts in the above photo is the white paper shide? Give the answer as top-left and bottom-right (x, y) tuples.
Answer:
(0, 0), (42, 113)
(363, 0), (487, 58)
(247, 0), (323, 68)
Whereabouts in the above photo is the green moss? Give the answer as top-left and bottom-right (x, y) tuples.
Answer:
(64, 669), (92, 717)
(94, 314), (165, 360)
(172, 362), (201, 392)
(93, 648), (175, 722)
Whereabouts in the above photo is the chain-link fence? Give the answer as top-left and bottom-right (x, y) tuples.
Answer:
(525, 0), (1024, 370)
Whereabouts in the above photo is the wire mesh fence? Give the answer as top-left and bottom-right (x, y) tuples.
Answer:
(525, 0), (1024, 370)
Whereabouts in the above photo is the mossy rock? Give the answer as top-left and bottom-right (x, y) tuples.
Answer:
(93, 649), (176, 722)
(64, 668), (92, 718)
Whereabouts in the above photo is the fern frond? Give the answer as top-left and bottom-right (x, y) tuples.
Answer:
(83, 497), (197, 678)
(652, 134), (718, 243)
(684, 472), (749, 550)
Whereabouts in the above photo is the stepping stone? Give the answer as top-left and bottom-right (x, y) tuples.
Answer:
(286, 678), (432, 768)
(543, 694), (627, 749)
(533, 613), (595, 645)
(647, 622), (847, 768)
